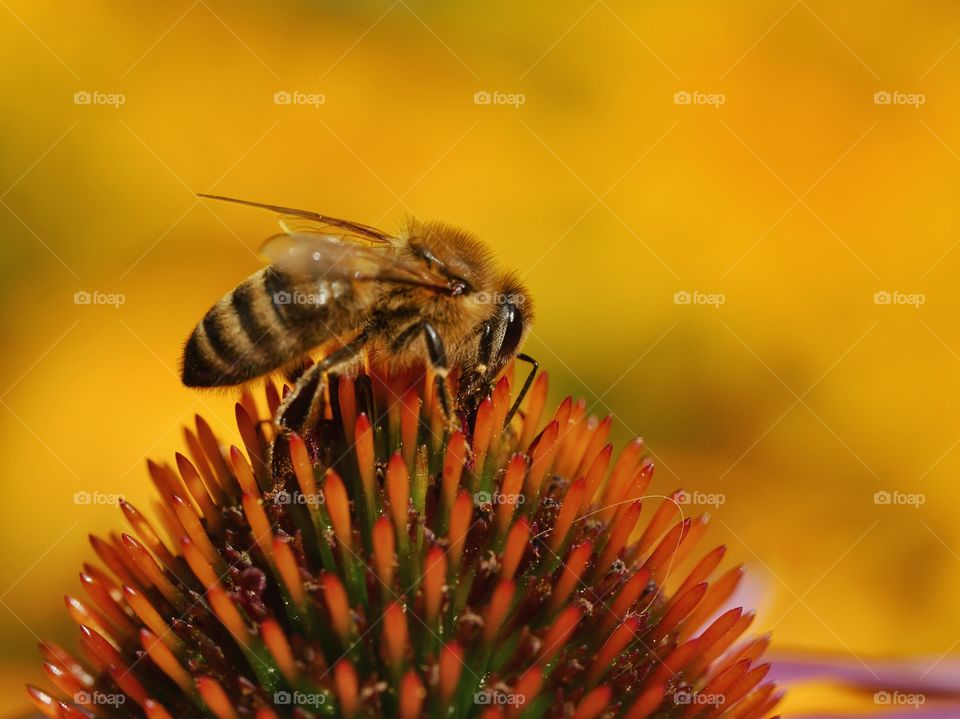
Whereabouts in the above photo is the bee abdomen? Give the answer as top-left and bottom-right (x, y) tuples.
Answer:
(180, 266), (357, 388)
(181, 269), (292, 387)
(231, 275), (286, 357)
(181, 316), (232, 387)
(181, 309), (261, 388)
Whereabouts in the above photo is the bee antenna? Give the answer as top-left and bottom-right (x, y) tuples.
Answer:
(196, 193), (284, 213)
(503, 353), (538, 426)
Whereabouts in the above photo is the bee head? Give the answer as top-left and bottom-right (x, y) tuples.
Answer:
(473, 273), (532, 375)
(455, 274), (532, 430)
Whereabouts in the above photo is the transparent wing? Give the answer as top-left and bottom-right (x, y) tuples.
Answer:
(261, 233), (453, 292)
(198, 193), (395, 245)
(275, 216), (391, 246)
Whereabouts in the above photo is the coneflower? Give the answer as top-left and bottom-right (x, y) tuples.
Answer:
(29, 366), (782, 718)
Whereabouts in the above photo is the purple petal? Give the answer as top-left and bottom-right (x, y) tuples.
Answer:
(793, 708), (960, 719)
(768, 652), (960, 695)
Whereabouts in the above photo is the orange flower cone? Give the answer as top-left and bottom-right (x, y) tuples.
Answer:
(29, 367), (781, 718)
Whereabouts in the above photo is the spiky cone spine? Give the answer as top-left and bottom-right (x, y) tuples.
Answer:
(30, 366), (782, 719)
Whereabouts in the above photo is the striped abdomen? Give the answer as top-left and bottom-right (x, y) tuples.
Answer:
(181, 266), (357, 387)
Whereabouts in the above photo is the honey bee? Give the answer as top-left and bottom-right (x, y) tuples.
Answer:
(181, 194), (537, 431)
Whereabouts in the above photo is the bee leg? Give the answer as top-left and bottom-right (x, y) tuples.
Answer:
(283, 357), (313, 385)
(419, 321), (457, 429)
(503, 352), (538, 426)
(276, 333), (369, 431)
(453, 321), (493, 429)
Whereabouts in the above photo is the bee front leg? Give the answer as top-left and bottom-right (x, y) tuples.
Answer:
(276, 332), (369, 432)
(419, 322), (457, 431)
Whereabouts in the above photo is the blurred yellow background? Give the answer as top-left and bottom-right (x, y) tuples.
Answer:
(2, 1), (959, 715)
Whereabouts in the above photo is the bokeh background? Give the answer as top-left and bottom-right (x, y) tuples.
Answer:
(2, 1), (959, 715)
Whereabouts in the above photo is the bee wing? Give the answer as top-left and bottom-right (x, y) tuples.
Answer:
(261, 233), (453, 292)
(276, 216), (392, 247)
(198, 193), (395, 245)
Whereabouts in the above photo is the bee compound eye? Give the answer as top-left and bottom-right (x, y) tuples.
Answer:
(497, 303), (524, 362)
